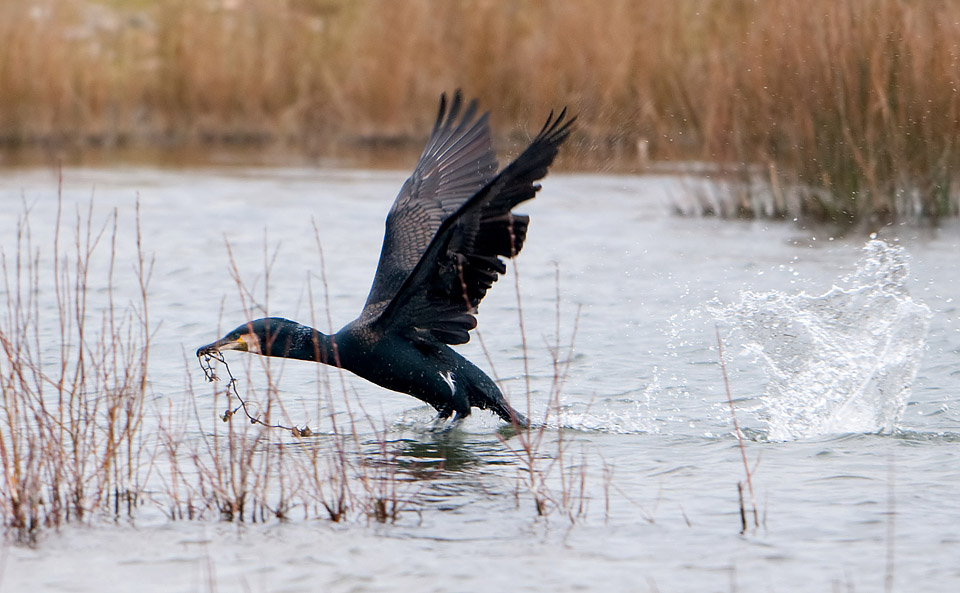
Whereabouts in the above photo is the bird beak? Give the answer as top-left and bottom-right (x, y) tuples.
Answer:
(196, 335), (250, 357)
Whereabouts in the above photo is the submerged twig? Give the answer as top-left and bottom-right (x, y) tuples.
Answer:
(198, 350), (313, 437)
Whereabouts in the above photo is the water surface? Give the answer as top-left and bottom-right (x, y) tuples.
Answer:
(1, 166), (958, 592)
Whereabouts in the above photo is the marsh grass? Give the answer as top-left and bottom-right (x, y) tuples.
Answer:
(0, 189), (152, 543)
(490, 263), (593, 523)
(3, 0), (959, 221)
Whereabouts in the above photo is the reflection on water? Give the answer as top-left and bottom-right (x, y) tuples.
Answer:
(391, 429), (521, 474)
(395, 437), (481, 474)
(390, 436), (477, 466)
(1, 166), (959, 593)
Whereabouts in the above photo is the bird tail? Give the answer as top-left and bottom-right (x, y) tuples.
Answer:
(461, 363), (530, 428)
(495, 398), (530, 429)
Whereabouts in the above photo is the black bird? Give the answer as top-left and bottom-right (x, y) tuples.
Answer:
(197, 92), (574, 427)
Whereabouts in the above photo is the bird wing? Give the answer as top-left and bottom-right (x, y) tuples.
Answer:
(359, 92), (499, 324)
(369, 108), (574, 345)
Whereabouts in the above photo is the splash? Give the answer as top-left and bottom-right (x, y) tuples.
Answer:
(556, 383), (664, 435)
(714, 240), (931, 441)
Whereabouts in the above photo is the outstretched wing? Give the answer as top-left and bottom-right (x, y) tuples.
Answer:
(370, 108), (575, 345)
(359, 92), (498, 324)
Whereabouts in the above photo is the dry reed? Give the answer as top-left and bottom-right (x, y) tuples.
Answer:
(2, 0), (958, 221)
(0, 188), (152, 543)
(716, 327), (759, 534)
(494, 263), (591, 523)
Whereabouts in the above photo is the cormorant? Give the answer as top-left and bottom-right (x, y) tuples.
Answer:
(197, 92), (574, 427)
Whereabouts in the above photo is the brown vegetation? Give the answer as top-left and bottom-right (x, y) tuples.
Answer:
(0, 192), (152, 543)
(2, 0), (958, 217)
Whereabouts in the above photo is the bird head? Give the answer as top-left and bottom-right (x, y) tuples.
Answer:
(197, 317), (328, 364)
(196, 318), (287, 357)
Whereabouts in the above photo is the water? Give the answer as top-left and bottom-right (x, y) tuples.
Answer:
(2, 166), (959, 592)
(713, 240), (933, 441)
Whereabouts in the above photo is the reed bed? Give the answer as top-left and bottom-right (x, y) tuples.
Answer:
(0, 193), (152, 543)
(1, 0), (958, 222)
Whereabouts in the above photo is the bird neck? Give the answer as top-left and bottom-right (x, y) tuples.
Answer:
(265, 320), (338, 365)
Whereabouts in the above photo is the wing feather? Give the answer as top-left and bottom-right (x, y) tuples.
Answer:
(360, 91), (499, 323)
(371, 108), (575, 345)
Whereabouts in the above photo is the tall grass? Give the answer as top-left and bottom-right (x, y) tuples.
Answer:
(496, 264), (589, 523)
(0, 191), (152, 543)
(1, 0), (958, 221)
